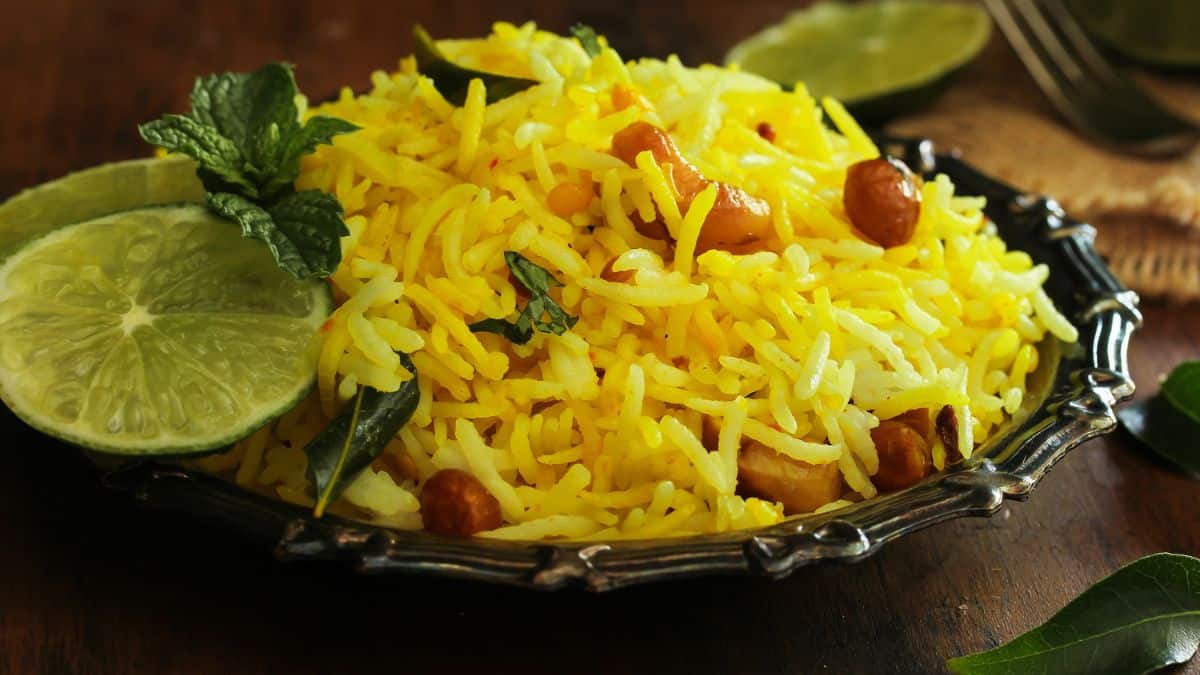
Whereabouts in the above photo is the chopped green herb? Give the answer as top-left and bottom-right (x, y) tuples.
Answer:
(1119, 361), (1200, 478)
(570, 24), (603, 57)
(304, 354), (420, 518)
(948, 553), (1200, 675)
(412, 25), (540, 105)
(469, 251), (578, 345)
(139, 63), (359, 279)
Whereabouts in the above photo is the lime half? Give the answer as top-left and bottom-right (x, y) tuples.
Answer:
(726, 1), (991, 116)
(0, 155), (204, 261)
(0, 204), (331, 455)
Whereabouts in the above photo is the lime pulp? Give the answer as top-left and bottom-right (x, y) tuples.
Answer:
(725, 0), (992, 106)
(0, 204), (331, 455)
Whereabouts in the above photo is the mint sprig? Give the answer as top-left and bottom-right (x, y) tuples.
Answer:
(139, 63), (359, 279)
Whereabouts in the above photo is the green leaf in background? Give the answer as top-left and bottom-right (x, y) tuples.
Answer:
(1118, 396), (1200, 479)
(570, 23), (603, 58)
(139, 62), (359, 280)
(1119, 361), (1200, 479)
(412, 25), (539, 105)
(304, 354), (420, 518)
(1160, 361), (1200, 426)
(947, 553), (1200, 675)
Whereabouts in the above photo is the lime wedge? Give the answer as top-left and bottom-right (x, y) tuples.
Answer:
(1067, 0), (1200, 69)
(0, 156), (205, 261)
(726, 1), (991, 118)
(0, 204), (331, 455)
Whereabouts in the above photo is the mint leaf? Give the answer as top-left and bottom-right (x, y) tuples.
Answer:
(138, 115), (258, 197)
(413, 25), (539, 105)
(948, 553), (1200, 675)
(141, 62), (358, 279)
(267, 190), (350, 278)
(209, 191), (348, 279)
(570, 24), (603, 57)
(263, 115), (360, 197)
(469, 251), (577, 344)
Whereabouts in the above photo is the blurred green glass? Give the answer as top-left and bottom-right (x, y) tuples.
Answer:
(1067, 0), (1200, 68)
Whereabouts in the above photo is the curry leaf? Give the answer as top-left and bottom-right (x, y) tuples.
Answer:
(412, 25), (539, 105)
(1161, 361), (1200, 426)
(1119, 398), (1200, 479)
(468, 251), (577, 345)
(304, 354), (420, 518)
(570, 24), (603, 57)
(948, 553), (1200, 675)
(505, 250), (560, 294)
(1119, 361), (1200, 479)
(468, 317), (534, 345)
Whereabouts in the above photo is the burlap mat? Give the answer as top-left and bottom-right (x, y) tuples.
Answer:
(887, 39), (1200, 302)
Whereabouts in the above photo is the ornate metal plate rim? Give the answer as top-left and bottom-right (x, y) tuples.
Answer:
(99, 138), (1140, 591)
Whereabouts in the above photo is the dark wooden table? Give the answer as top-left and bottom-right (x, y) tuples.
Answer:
(3, 2), (1198, 673)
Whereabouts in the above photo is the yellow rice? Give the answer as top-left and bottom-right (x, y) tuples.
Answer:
(192, 23), (1077, 539)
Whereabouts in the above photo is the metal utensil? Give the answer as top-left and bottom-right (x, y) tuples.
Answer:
(985, 0), (1200, 157)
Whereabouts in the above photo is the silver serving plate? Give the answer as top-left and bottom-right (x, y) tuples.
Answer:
(100, 138), (1140, 591)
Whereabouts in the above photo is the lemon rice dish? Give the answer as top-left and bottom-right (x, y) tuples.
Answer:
(185, 23), (1078, 540)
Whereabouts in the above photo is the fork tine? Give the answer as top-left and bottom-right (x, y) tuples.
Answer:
(1010, 0), (1133, 115)
(1015, 0), (1199, 137)
(987, 0), (1199, 154)
(983, 0), (1101, 134)
(1037, 0), (1127, 91)
(1010, 0), (1096, 92)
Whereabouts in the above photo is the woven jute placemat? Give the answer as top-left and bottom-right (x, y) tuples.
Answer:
(887, 39), (1200, 302)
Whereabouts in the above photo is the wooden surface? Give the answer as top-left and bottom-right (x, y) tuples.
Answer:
(2, 2), (1198, 673)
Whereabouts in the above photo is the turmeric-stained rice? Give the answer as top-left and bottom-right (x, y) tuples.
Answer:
(192, 23), (1077, 539)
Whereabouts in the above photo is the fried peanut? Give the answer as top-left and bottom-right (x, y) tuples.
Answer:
(631, 212), (673, 241)
(420, 469), (502, 537)
(843, 157), (922, 248)
(870, 420), (932, 491)
(736, 442), (843, 515)
(890, 407), (932, 442)
(936, 404), (962, 464)
(611, 121), (772, 253)
(599, 257), (636, 283)
(373, 453), (419, 484)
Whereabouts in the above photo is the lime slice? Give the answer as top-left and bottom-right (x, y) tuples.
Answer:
(1067, 0), (1200, 69)
(0, 204), (331, 455)
(726, 1), (991, 118)
(0, 155), (205, 261)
